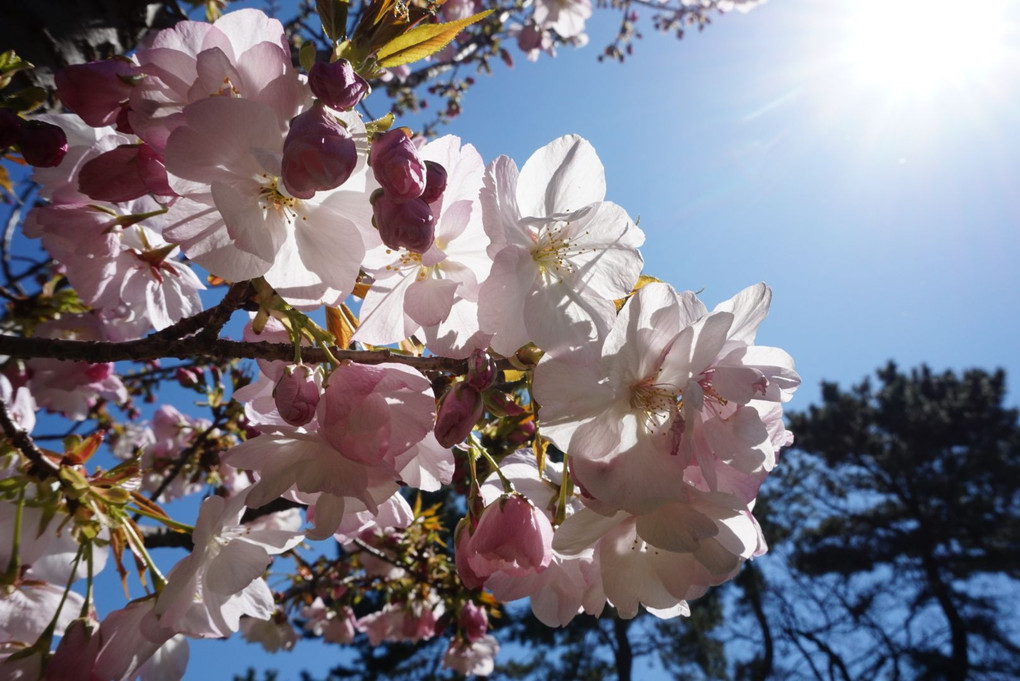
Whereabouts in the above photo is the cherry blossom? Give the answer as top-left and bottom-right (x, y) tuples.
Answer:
(356, 135), (492, 355)
(154, 490), (303, 638)
(161, 97), (376, 306)
(128, 8), (305, 151)
(477, 134), (644, 356)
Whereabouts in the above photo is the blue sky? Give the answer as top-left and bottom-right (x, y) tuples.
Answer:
(6, 0), (1020, 677)
(179, 1), (1020, 676)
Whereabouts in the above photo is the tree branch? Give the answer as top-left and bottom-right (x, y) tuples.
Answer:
(0, 333), (472, 374)
(0, 398), (57, 476)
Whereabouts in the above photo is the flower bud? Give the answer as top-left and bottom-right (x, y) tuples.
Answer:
(434, 382), (483, 448)
(44, 616), (101, 681)
(55, 59), (139, 128)
(454, 518), (486, 590)
(371, 127), (426, 200)
(465, 494), (553, 579)
(176, 367), (202, 388)
(372, 191), (436, 253)
(0, 108), (21, 150)
(483, 389), (525, 417)
(273, 364), (320, 426)
(309, 60), (370, 111)
(282, 103), (358, 199)
(459, 601), (488, 643)
(78, 143), (172, 202)
(17, 119), (67, 168)
(506, 417), (537, 447)
(465, 349), (497, 391)
(421, 160), (448, 205)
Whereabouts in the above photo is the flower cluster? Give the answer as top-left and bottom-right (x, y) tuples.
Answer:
(0, 4), (793, 680)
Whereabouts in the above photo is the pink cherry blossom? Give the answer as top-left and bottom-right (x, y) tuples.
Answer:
(240, 615), (298, 652)
(27, 357), (127, 420)
(474, 452), (605, 626)
(55, 59), (139, 128)
(91, 599), (180, 681)
(533, 0), (592, 40)
(464, 494), (554, 580)
(128, 9), (305, 150)
(442, 635), (499, 676)
(0, 581), (84, 655)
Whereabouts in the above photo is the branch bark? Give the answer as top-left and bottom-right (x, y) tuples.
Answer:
(0, 333), (472, 374)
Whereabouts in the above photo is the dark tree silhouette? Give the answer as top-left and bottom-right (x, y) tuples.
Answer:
(764, 363), (1020, 681)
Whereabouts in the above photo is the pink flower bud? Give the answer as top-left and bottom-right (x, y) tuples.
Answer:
(434, 382), (483, 448)
(273, 364), (320, 426)
(176, 367), (202, 388)
(372, 191), (436, 253)
(44, 616), (101, 681)
(55, 59), (139, 128)
(84, 362), (114, 382)
(78, 143), (172, 202)
(0, 109), (20, 150)
(459, 601), (488, 643)
(17, 120), (67, 168)
(137, 143), (174, 195)
(484, 389), (525, 417)
(371, 128), (426, 200)
(454, 518), (486, 590)
(507, 417), (537, 447)
(465, 349), (496, 391)
(309, 60), (370, 111)
(465, 494), (553, 579)
(282, 103), (358, 199)
(421, 160), (448, 204)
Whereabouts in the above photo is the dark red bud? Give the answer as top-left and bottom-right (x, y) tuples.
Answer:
(372, 192), (436, 253)
(370, 127), (426, 200)
(308, 60), (370, 111)
(0, 109), (21, 150)
(421, 160), (448, 205)
(282, 104), (358, 199)
(17, 120), (68, 168)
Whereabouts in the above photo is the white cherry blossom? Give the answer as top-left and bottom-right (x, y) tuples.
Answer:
(478, 134), (644, 356)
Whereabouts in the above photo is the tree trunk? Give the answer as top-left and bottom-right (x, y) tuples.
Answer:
(613, 615), (633, 681)
(0, 0), (185, 96)
(921, 552), (969, 681)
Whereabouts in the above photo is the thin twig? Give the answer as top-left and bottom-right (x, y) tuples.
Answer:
(0, 398), (56, 476)
(148, 281), (252, 342)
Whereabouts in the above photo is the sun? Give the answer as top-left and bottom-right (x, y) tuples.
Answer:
(843, 0), (1011, 96)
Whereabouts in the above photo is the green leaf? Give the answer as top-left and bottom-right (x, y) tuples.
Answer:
(376, 9), (493, 68)
(0, 50), (32, 77)
(3, 86), (47, 113)
(364, 112), (395, 139)
(299, 40), (317, 73)
(317, 0), (350, 42)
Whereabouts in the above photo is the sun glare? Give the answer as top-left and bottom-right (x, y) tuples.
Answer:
(845, 0), (1011, 95)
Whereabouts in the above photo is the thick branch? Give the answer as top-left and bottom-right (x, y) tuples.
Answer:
(0, 334), (471, 374)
